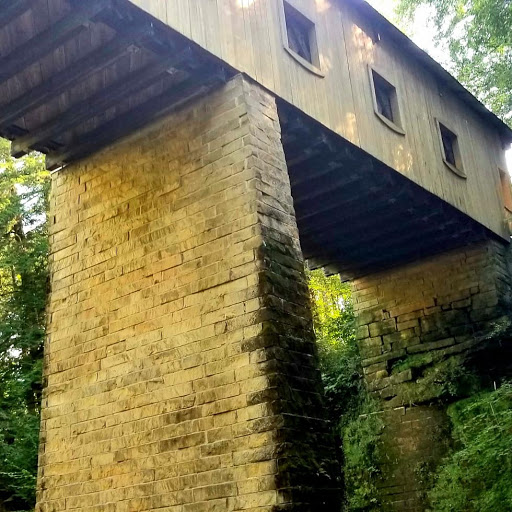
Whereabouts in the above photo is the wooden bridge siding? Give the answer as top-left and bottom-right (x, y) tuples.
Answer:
(340, 2), (506, 238)
(129, 0), (508, 240)
(130, 0), (359, 144)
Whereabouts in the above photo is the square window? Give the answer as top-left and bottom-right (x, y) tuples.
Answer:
(282, 1), (321, 73)
(369, 68), (404, 135)
(373, 71), (395, 122)
(437, 121), (465, 177)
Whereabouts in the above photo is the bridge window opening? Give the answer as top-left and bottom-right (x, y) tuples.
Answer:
(499, 168), (512, 212)
(281, 1), (323, 75)
(369, 68), (405, 135)
(437, 121), (466, 178)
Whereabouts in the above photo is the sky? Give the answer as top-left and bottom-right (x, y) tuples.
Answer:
(366, 0), (446, 62)
(366, 0), (512, 172)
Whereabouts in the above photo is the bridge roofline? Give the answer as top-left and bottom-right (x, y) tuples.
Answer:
(341, 0), (512, 146)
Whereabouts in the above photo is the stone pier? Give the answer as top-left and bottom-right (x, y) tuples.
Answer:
(353, 239), (512, 510)
(37, 75), (340, 512)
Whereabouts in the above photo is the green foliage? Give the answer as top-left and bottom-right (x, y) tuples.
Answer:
(428, 382), (512, 511)
(392, 352), (435, 374)
(396, 0), (512, 126)
(308, 269), (355, 348)
(0, 138), (49, 511)
(308, 269), (360, 419)
(341, 399), (383, 512)
(392, 353), (482, 404)
(308, 269), (382, 511)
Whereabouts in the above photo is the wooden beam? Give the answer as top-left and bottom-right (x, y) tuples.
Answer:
(0, 0), (33, 30)
(284, 137), (336, 168)
(296, 179), (410, 230)
(298, 188), (423, 240)
(45, 68), (227, 170)
(301, 210), (444, 260)
(292, 173), (364, 208)
(0, 0), (113, 86)
(331, 227), (483, 280)
(300, 200), (437, 251)
(320, 217), (466, 272)
(291, 161), (351, 189)
(293, 171), (397, 214)
(11, 48), (194, 157)
(289, 146), (363, 184)
(96, 6), (186, 58)
(0, 24), (154, 129)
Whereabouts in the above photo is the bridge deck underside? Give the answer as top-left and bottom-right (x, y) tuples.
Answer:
(279, 104), (492, 280)
(0, 0), (230, 170)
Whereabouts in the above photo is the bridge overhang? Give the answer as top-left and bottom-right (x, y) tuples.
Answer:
(0, 0), (230, 170)
(279, 103), (495, 280)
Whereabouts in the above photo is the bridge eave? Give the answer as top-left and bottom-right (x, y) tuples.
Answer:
(0, 0), (233, 170)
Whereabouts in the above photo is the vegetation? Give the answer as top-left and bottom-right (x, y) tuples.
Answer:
(0, 138), (49, 511)
(308, 269), (512, 512)
(429, 383), (512, 511)
(395, 0), (512, 126)
(308, 269), (382, 512)
(308, 269), (359, 420)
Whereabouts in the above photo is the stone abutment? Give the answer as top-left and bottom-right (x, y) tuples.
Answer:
(353, 239), (512, 511)
(37, 75), (340, 512)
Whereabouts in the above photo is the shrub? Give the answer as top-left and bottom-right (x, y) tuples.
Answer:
(308, 269), (382, 511)
(428, 382), (512, 512)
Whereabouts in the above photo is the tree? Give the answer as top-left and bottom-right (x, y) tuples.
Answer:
(396, 0), (512, 126)
(308, 269), (360, 420)
(0, 138), (49, 511)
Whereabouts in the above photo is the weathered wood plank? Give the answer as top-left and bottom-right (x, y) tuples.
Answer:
(0, 0), (33, 30)
(0, 24), (154, 129)
(0, 0), (113, 85)
(296, 179), (407, 229)
(302, 204), (441, 255)
(332, 226), (484, 280)
(11, 48), (194, 157)
(45, 68), (226, 169)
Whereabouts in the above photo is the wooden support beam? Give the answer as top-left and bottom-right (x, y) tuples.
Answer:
(0, 24), (154, 129)
(11, 48), (194, 157)
(285, 136), (336, 168)
(96, 7), (186, 59)
(45, 68), (227, 170)
(292, 172), (364, 208)
(356, 218), (470, 263)
(291, 161), (350, 189)
(0, 0), (113, 86)
(294, 173), (398, 219)
(303, 211), (447, 270)
(300, 200), (437, 251)
(289, 147), (363, 186)
(0, 0), (33, 30)
(299, 190), (422, 241)
(316, 216), (468, 273)
(332, 227), (483, 280)
(296, 179), (410, 231)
